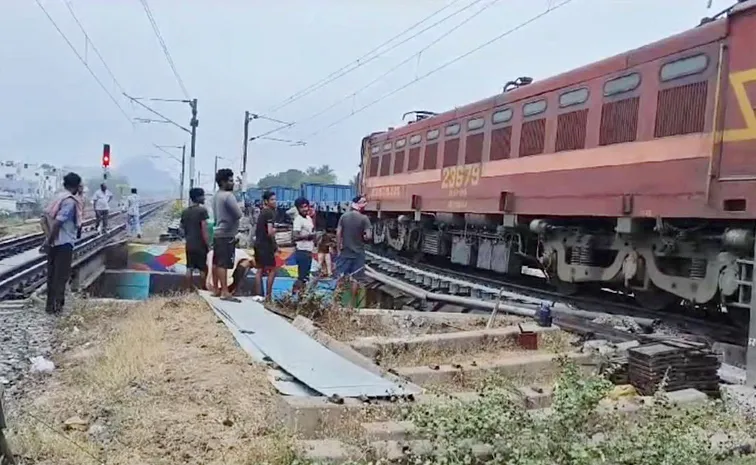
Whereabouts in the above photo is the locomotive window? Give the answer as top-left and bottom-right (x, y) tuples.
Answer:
(467, 117), (485, 131)
(409, 134), (422, 145)
(660, 53), (709, 82)
(383, 142), (392, 151)
(559, 88), (589, 108)
(523, 99), (547, 117)
(492, 108), (513, 124)
(395, 138), (406, 149)
(427, 129), (440, 140)
(445, 123), (461, 136)
(371, 145), (380, 154)
(603, 73), (641, 96)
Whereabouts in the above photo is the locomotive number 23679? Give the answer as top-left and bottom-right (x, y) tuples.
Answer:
(440, 163), (482, 189)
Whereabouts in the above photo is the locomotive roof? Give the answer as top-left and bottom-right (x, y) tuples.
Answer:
(369, 14), (733, 143)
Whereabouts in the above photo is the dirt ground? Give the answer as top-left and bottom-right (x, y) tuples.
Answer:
(5, 294), (295, 465)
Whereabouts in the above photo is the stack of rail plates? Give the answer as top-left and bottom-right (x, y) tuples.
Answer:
(627, 341), (720, 396)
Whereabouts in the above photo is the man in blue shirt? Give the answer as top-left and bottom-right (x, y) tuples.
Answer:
(42, 172), (82, 314)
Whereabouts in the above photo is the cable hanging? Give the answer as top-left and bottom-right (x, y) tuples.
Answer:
(304, 0), (576, 140)
(35, 0), (133, 123)
(138, 0), (190, 99)
(265, 0), (486, 113)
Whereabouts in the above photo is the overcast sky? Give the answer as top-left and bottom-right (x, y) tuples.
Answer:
(0, 0), (732, 190)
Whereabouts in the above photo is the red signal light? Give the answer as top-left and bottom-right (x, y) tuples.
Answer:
(102, 144), (111, 168)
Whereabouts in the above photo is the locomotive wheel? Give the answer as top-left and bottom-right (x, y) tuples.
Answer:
(633, 286), (677, 311)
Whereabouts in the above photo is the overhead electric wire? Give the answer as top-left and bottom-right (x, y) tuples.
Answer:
(292, 0), (505, 131)
(34, 0), (133, 123)
(64, 0), (127, 95)
(138, 0), (190, 99)
(266, 0), (486, 113)
(303, 0), (576, 140)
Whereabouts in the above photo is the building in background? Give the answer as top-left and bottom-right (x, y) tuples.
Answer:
(0, 161), (63, 216)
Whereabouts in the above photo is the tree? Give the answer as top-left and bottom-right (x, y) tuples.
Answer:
(256, 165), (337, 188)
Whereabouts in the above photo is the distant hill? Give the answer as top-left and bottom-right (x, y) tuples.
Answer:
(64, 156), (177, 196)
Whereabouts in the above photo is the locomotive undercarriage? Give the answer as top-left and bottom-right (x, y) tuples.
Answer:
(370, 214), (756, 314)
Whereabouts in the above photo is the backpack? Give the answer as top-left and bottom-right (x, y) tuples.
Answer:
(40, 193), (77, 239)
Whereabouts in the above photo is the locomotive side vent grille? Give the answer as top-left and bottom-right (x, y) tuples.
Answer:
(368, 156), (380, 177)
(379, 153), (391, 176)
(464, 133), (484, 164)
(443, 138), (460, 167)
(393, 150), (405, 174)
(407, 147), (421, 171)
(490, 126), (512, 161)
(555, 109), (588, 152)
(423, 143), (438, 170)
(654, 81), (708, 138)
(599, 97), (639, 146)
(519, 118), (546, 157)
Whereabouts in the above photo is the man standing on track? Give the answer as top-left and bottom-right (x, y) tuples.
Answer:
(254, 191), (278, 301)
(336, 195), (372, 308)
(212, 169), (243, 302)
(181, 187), (210, 290)
(92, 183), (112, 233)
(292, 197), (316, 293)
(41, 172), (83, 314)
(126, 188), (141, 238)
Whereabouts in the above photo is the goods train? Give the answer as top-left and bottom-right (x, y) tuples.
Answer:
(245, 182), (356, 228)
(359, 1), (756, 315)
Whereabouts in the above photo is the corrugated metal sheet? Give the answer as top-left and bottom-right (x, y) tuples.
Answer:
(206, 292), (315, 397)
(200, 293), (415, 398)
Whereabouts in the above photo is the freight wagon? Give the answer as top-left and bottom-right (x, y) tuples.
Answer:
(245, 182), (357, 229)
(359, 2), (756, 317)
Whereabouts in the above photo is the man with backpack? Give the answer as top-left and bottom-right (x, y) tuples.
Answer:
(40, 172), (83, 314)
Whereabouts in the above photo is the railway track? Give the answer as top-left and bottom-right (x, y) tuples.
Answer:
(365, 249), (746, 347)
(0, 203), (161, 261)
(0, 201), (168, 300)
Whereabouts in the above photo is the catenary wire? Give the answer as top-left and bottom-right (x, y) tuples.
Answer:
(291, 0), (505, 132)
(64, 0), (128, 95)
(265, 0), (485, 113)
(35, 0), (133, 123)
(138, 0), (190, 99)
(303, 0), (575, 140)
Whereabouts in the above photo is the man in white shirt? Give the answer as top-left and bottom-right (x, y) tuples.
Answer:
(292, 197), (316, 293)
(126, 188), (141, 238)
(91, 183), (112, 233)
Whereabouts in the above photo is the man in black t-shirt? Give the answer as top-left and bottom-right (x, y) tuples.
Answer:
(254, 191), (278, 301)
(180, 188), (210, 290)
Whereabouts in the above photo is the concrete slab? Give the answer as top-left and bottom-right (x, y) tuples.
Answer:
(349, 325), (560, 359)
(722, 385), (756, 419)
(297, 439), (361, 463)
(292, 316), (422, 395)
(280, 385), (553, 438)
(395, 352), (594, 386)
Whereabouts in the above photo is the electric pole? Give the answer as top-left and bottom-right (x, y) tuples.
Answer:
(180, 144), (186, 201)
(242, 111), (250, 199)
(213, 156), (218, 193)
(123, 93), (198, 191)
(189, 99), (198, 190)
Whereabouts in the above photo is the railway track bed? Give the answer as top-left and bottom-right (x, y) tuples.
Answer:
(364, 249), (747, 356)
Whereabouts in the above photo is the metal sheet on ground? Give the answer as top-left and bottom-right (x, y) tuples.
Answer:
(199, 292), (413, 398)
(203, 292), (314, 397)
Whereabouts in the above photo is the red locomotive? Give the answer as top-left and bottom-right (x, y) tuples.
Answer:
(359, 1), (756, 313)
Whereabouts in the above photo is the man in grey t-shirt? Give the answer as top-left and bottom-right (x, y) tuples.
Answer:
(336, 195), (372, 307)
(212, 168), (243, 301)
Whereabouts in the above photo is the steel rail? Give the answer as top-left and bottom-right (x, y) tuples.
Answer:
(365, 250), (744, 346)
(0, 201), (163, 260)
(0, 201), (168, 300)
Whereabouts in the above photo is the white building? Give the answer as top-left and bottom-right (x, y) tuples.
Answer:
(0, 161), (61, 200)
